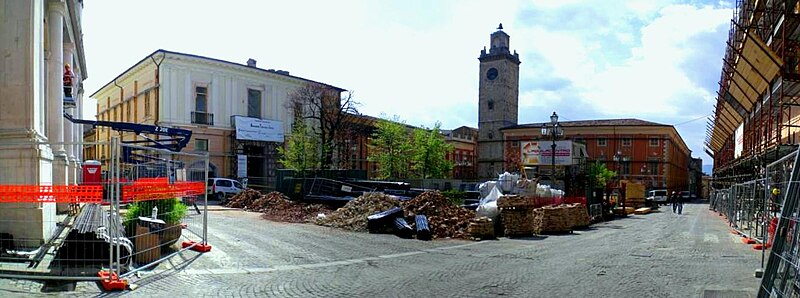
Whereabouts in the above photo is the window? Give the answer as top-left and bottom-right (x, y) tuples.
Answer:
(233, 181), (243, 189)
(650, 137), (659, 147)
(622, 161), (631, 175)
(247, 89), (262, 118)
(648, 161), (659, 175)
(597, 137), (607, 147)
(144, 90), (151, 117)
(195, 138), (209, 151)
(195, 86), (208, 112)
(217, 180), (232, 187)
(487, 100), (494, 110)
(573, 137), (584, 144)
(512, 140), (519, 147)
(622, 137), (632, 147)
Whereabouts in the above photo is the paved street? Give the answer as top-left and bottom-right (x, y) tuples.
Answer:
(0, 202), (761, 297)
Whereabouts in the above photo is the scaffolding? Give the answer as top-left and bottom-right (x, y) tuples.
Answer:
(708, 0), (800, 186)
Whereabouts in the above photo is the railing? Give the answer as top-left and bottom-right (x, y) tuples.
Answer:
(191, 111), (214, 125)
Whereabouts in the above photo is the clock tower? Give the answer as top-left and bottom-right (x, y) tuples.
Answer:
(477, 24), (520, 179)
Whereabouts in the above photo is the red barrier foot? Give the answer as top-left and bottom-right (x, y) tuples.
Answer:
(182, 240), (212, 253)
(98, 271), (128, 291)
(754, 243), (772, 250)
(742, 238), (756, 244)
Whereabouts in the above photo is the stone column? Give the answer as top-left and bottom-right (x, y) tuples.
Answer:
(0, 0), (57, 249)
(63, 43), (77, 185)
(47, 3), (68, 187)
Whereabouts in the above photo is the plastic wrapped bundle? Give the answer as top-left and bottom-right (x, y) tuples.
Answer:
(367, 207), (403, 233)
(415, 215), (431, 240)
(393, 217), (413, 239)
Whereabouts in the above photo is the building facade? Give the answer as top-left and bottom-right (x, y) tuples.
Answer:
(477, 24), (520, 179)
(0, 0), (88, 246)
(501, 119), (692, 192)
(688, 158), (703, 197)
(90, 50), (343, 188)
(443, 126), (478, 180)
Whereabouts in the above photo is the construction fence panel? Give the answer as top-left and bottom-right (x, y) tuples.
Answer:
(759, 149), (800, 297)
(115, 140), (209, 279)
(0, 141), (116, 281)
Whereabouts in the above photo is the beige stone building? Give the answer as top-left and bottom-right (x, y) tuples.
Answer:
(0, 0), (88, 246)
(90, 50), (343, 188)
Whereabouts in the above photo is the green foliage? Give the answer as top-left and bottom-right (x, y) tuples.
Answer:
(441, 189), (465, 206)
(411, 122), (454, 179)
(278, 120), (320, 173)
(125, 198), (188, 224)
(369, 116), (413, 180)
(587, 161), (616, 188)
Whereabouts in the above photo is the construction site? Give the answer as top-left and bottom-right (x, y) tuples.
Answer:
(706, 0), (800, 296)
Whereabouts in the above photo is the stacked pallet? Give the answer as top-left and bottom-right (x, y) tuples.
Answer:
(567, 204), (590, 228)
(532, 205), (571, 234)
(624, 198), (647, 209)
(468, 217), (495, 240)
(501, 207), (536, 236)
(498, 195), (536, 237)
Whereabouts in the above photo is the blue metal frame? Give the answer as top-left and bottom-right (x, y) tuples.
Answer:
(64, 113), (192, 163)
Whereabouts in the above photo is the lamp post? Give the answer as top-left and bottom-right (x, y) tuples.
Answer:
(541, 112), (563, 187)
(613, 150), (623, 214)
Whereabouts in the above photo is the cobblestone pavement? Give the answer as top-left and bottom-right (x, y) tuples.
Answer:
(0, 202), (761, 297)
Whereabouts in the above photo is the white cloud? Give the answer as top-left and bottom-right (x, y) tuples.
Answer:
(81, 0), (731, 166)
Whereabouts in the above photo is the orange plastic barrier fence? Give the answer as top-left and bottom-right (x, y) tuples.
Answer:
(122, 181), (205, 202)
(0, 185), (103, 203)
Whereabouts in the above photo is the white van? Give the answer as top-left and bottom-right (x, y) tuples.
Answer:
(647, 189), (669, 205)
(207, 178), (244, 200)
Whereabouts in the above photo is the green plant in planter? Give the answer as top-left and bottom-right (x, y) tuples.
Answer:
(125, 198), (187, 224)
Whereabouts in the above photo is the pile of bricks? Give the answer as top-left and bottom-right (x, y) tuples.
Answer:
(468, 216), (495, 240)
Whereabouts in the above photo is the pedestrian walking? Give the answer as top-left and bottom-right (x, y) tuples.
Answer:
(671, 191), (678, 213)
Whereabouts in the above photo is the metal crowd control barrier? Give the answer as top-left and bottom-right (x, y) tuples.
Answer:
(0, 138), (210, 291)
(760, 148), (800, 297)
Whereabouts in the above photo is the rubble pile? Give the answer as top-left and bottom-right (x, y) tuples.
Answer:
(468, 217), (495, 240)
(403, 191), (475, 239)
(225, 188), (262, 209)
(248, 192), (294, 212)
(316, 193), (400, 231)
(227, 190), (332, 223)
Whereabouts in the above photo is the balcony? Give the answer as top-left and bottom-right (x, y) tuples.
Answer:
(191, 111), (214, 125)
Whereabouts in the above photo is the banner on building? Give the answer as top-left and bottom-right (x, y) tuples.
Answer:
(233, 116), (284, 142)
(237, 154), (247, 178)
(734, 124), (743, 158)
(521, 140), (575, 166)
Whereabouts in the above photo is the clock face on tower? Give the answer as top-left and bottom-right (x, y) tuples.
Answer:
(487, 68), (498, 80)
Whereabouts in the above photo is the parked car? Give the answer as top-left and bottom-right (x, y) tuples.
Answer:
(207, 178), (244, 201)
(680, 191), (691, 201)
(647, 189), (669, 205)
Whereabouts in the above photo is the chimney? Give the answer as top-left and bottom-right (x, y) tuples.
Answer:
(246, 58), (257, 67)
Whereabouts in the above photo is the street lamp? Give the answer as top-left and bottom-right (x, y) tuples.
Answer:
(541, 112), (563, 187)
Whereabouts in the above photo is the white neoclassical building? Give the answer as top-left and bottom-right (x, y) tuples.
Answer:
(90, 50), (343, 188)
(0, 0), (88, 245)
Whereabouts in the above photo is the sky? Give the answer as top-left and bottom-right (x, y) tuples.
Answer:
(82, 0), (734, 174)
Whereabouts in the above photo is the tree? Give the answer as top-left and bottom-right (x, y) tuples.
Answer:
(587, 161), (616, 188)
(411, 122), (454, 179)
(369, 116), (413, 180)
(277, 120), (320, 173)
(288, 84), (359, 169)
